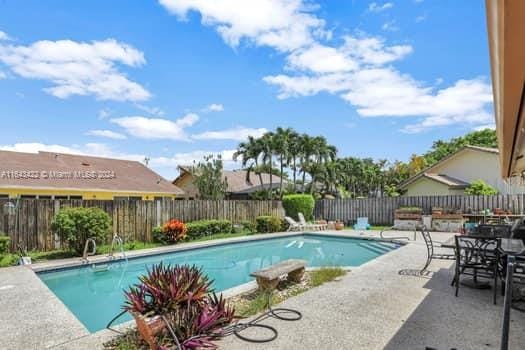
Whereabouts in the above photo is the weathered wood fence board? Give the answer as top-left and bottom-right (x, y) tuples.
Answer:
(315, 194), (525, 226)
(0, 199), (284, 251)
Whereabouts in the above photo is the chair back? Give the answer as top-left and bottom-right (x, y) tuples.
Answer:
(492, 225), (512, 238)
(420, 226), (434, 255)
(284, 216), (298, 226)
(355, 217), (369, 229)
(475, 224), (511, 238)
(298, 213), (307, 225)
(454, 235), (500, 266)
(476, 224), (496, 237)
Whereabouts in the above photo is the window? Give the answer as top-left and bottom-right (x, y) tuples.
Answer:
(129, 196), (142, 201)
(69, 196), (82, 200)
(20, 195), (36, 199)
(54, 196), (68, 200)
(0, 194), (8, 199)
(37, 195), (52, 199)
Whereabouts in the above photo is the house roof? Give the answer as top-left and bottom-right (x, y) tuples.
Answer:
(398, 145), (499, 190)
(0, 150), (184, 195)
(421, 173), (470, 188)
(174, 165), (285, 194)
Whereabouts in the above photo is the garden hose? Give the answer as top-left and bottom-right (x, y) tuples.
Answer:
(106, 310), (127, 334)
(215, 291), (302, 343)
(105, 290), (303, 347)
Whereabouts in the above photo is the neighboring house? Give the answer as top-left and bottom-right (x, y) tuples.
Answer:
(399, 146), (525, 196)
(173, 165), (285, 199)
(0, 150), (183, 200)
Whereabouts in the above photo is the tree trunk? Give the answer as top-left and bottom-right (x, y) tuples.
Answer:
(279, 154), (284, 198)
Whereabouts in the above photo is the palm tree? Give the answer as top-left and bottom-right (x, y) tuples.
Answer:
(308, 136), (337, 194)
(234, 136), (264, 189)
(288, 131), (301, 191)
(298, 134), (316, 193)
(273, 127), (296, 197)
(259, 132), (275, 198)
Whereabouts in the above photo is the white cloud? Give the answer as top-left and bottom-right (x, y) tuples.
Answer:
(0, 34), (150, 102)
(202, 103), (224, 112)
(473, 124), (496, 131)
(266, 69), (493, 133)
(85, 129), (127, 140)
(158, 0), (329, 52)
(264, 73), (354, 98)
(0, 31), (11, 41)
(135, 103), (165, 116)
(192, 126), (267, 141)
(285, 36), (412, 74)
(286, 43), (359, 73)
(368, 2), (393, 13)
(150, 149), (237, 168)
(98, 108), (112, 119)
(111, 113), (199, 140)
(0, 71), (6, 79)
(382, 20), (399, 32)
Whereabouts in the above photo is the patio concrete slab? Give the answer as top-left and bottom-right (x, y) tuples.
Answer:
(218, 231), (525, 350)
(0, 266), (88, 349)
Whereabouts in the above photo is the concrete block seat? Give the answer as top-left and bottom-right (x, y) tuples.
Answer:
(250, 259), (307, 290)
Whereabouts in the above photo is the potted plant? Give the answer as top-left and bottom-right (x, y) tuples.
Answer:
(124, 263), (235, 349)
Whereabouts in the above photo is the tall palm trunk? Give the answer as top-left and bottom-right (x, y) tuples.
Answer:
(279, 154), (284, 198)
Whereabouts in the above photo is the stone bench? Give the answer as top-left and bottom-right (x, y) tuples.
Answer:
(250, 259), (307, 291)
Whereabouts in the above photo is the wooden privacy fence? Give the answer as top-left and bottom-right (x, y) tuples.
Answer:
(315, 194), (525, 226)
(0, 199), (284, 251)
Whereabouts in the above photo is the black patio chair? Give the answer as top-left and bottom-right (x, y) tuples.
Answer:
(453, 235), (501, 304)
(476, 224), (512, 238)
(419, 226), (455, 274)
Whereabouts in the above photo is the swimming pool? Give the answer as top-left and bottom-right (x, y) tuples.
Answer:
(38, 234), (399, 332)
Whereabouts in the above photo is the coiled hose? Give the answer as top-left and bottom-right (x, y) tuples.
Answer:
(106, 291), (302, 348)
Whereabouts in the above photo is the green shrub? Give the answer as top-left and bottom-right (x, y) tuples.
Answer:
(185, 220), (233, 240)
(240, 220), (256, 233)
(0, 235), (10, 254)
(152, 225), (164, 243)
(256, 216), (284, 233)
(51, 207), (112, 254)
(465, 179), (499, 195)
(282, 194), (315, 221)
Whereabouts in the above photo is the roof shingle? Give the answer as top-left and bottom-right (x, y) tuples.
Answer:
(0, 150), (183, 195)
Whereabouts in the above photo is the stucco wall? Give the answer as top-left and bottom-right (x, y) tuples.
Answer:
(405, 177), (460, 196)
(431, 150), (524, 194)
(173, 173), (200, 199)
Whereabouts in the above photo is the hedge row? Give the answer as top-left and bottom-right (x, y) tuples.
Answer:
(186, 220), (233, 239)
(282, 194), (315, 221)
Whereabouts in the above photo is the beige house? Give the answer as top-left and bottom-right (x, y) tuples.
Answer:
(399, 146), (525, 196)
(173, 165), (286, 199)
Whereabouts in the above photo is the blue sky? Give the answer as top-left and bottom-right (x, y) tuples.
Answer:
(0, 1), (493, 179)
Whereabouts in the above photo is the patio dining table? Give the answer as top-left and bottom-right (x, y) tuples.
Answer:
(441, 236), (525, 289)
(441, 236), (525, 254)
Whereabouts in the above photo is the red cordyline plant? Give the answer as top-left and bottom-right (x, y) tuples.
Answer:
(124, 263), (235, 350)
(162, 219), (187, 243)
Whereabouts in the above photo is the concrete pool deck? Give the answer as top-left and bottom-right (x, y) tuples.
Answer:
(1, 229), (524, 349)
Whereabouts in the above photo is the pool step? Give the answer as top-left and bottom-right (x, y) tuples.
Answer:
(358, 242), (391, 255)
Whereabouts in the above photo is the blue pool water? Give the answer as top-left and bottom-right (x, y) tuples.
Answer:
(38, 234), (399, 332)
